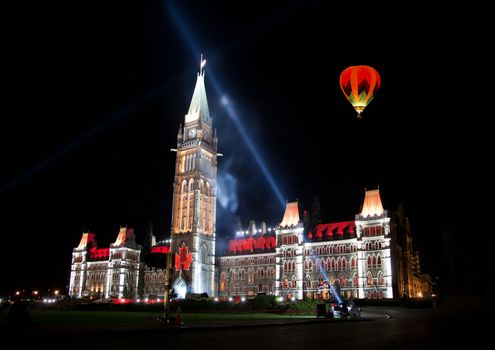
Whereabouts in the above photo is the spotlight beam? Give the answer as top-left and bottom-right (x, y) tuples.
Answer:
(166, 1), (286, 208)
(1, 78), (180, 194)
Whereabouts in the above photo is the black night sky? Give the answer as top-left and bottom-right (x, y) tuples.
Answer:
(1, 1), (488, 296)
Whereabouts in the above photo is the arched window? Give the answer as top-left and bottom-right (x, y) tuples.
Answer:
(281, 276), (288, 289)
(337, 258), (342, 270)
(291, 260), (296, 271)
(327, 258), (331, 271)
(305, 274), (311, 288)
(377, 255), (382, 267)
(283, 261), (288, 272)
(367, 271), (373, 286)
(339, 272), (347, 287)
(372, 255), (376, 267)
(258, 282), (263, 293)
(367, 256), (372, 267)
(200, 244), (208, 264)
(248, 268), (254, 285)
(353, 273), (358, 286)
(292, 276), (297, 289)
(219, 272), (227, 292)
(378, 271), (385, 285)
(342, 258), (347, 270)
(332, 258), (336, 270)
(350, 257), (355, 269)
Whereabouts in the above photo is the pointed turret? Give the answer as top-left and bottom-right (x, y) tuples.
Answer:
(359, 189), (385, 218)
(177, 124), (183, 146)
(75, 231), (95, 250)
(185, 70), (210, 125)
(213, 128), (218, 148)
(112, 226), (138, 248)
(279, 201), (302, 228)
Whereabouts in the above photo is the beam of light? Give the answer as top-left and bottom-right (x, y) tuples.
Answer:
(217, 160), (239, 213)
(308, 250), (343, 304)
(1, 77), (181, 194)
(219, 95), (285, 207)
(165, 1), (285, 208)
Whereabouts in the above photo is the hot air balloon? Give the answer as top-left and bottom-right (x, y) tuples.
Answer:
(339, 65), (381, 119)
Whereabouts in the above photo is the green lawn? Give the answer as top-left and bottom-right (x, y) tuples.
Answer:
(23, 309), (314, 325)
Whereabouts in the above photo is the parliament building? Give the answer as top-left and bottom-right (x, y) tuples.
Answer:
(69, 65), (430, 301)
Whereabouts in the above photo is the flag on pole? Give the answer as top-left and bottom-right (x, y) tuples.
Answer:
(200, 54), (206, 74)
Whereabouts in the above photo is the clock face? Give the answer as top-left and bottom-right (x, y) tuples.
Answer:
(188, 128), (196, 138)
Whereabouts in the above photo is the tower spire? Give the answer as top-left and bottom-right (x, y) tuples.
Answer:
(200, 54), (206, 75)
(185, 54), (210, 124)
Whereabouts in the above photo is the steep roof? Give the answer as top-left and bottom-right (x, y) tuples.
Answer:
(112, 227), (137, 247)
(75, 232), (95, 250)
(308, 221), (356, 241)
(360, 189), (385, 218)
(280, 202), (301, 227)
(185, 72), (211, 124)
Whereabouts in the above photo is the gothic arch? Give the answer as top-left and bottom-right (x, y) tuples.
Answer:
(219, 272), (227, 292)
(172, 276), (188, 299)
(352, 272), (358, 286)
(199, 243), (208, 264)
(367, 271), (373, 286)
(377, 270), (385, 285)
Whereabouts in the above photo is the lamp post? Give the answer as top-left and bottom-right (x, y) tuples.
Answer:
(227, 276), (230, 299)
(164, 252), (172, 322)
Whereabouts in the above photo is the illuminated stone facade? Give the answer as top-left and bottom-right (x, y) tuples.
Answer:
(218, 191), (395, 300)
(217, 191), (429, 300)
(69, 227), (141, 299)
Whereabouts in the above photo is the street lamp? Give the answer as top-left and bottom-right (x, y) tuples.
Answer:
(227, 276), (230, 298)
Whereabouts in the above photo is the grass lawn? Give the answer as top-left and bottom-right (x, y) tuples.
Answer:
(22, 309), (314, 325)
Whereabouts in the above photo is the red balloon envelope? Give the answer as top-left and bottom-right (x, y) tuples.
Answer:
(339, 65), (381, 119)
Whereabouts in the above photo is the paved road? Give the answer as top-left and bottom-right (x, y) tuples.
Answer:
(5, 299), (489, 349)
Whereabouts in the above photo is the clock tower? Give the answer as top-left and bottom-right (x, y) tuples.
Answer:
(170, 58), (218, 297)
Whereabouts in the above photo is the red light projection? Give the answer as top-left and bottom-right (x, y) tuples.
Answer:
(151, 246), (170, 253)
(89, 247), (110, 260)
(309, 221), (356, 241)
(175, 243), (193, 271)
(229, 235), (276, 254)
